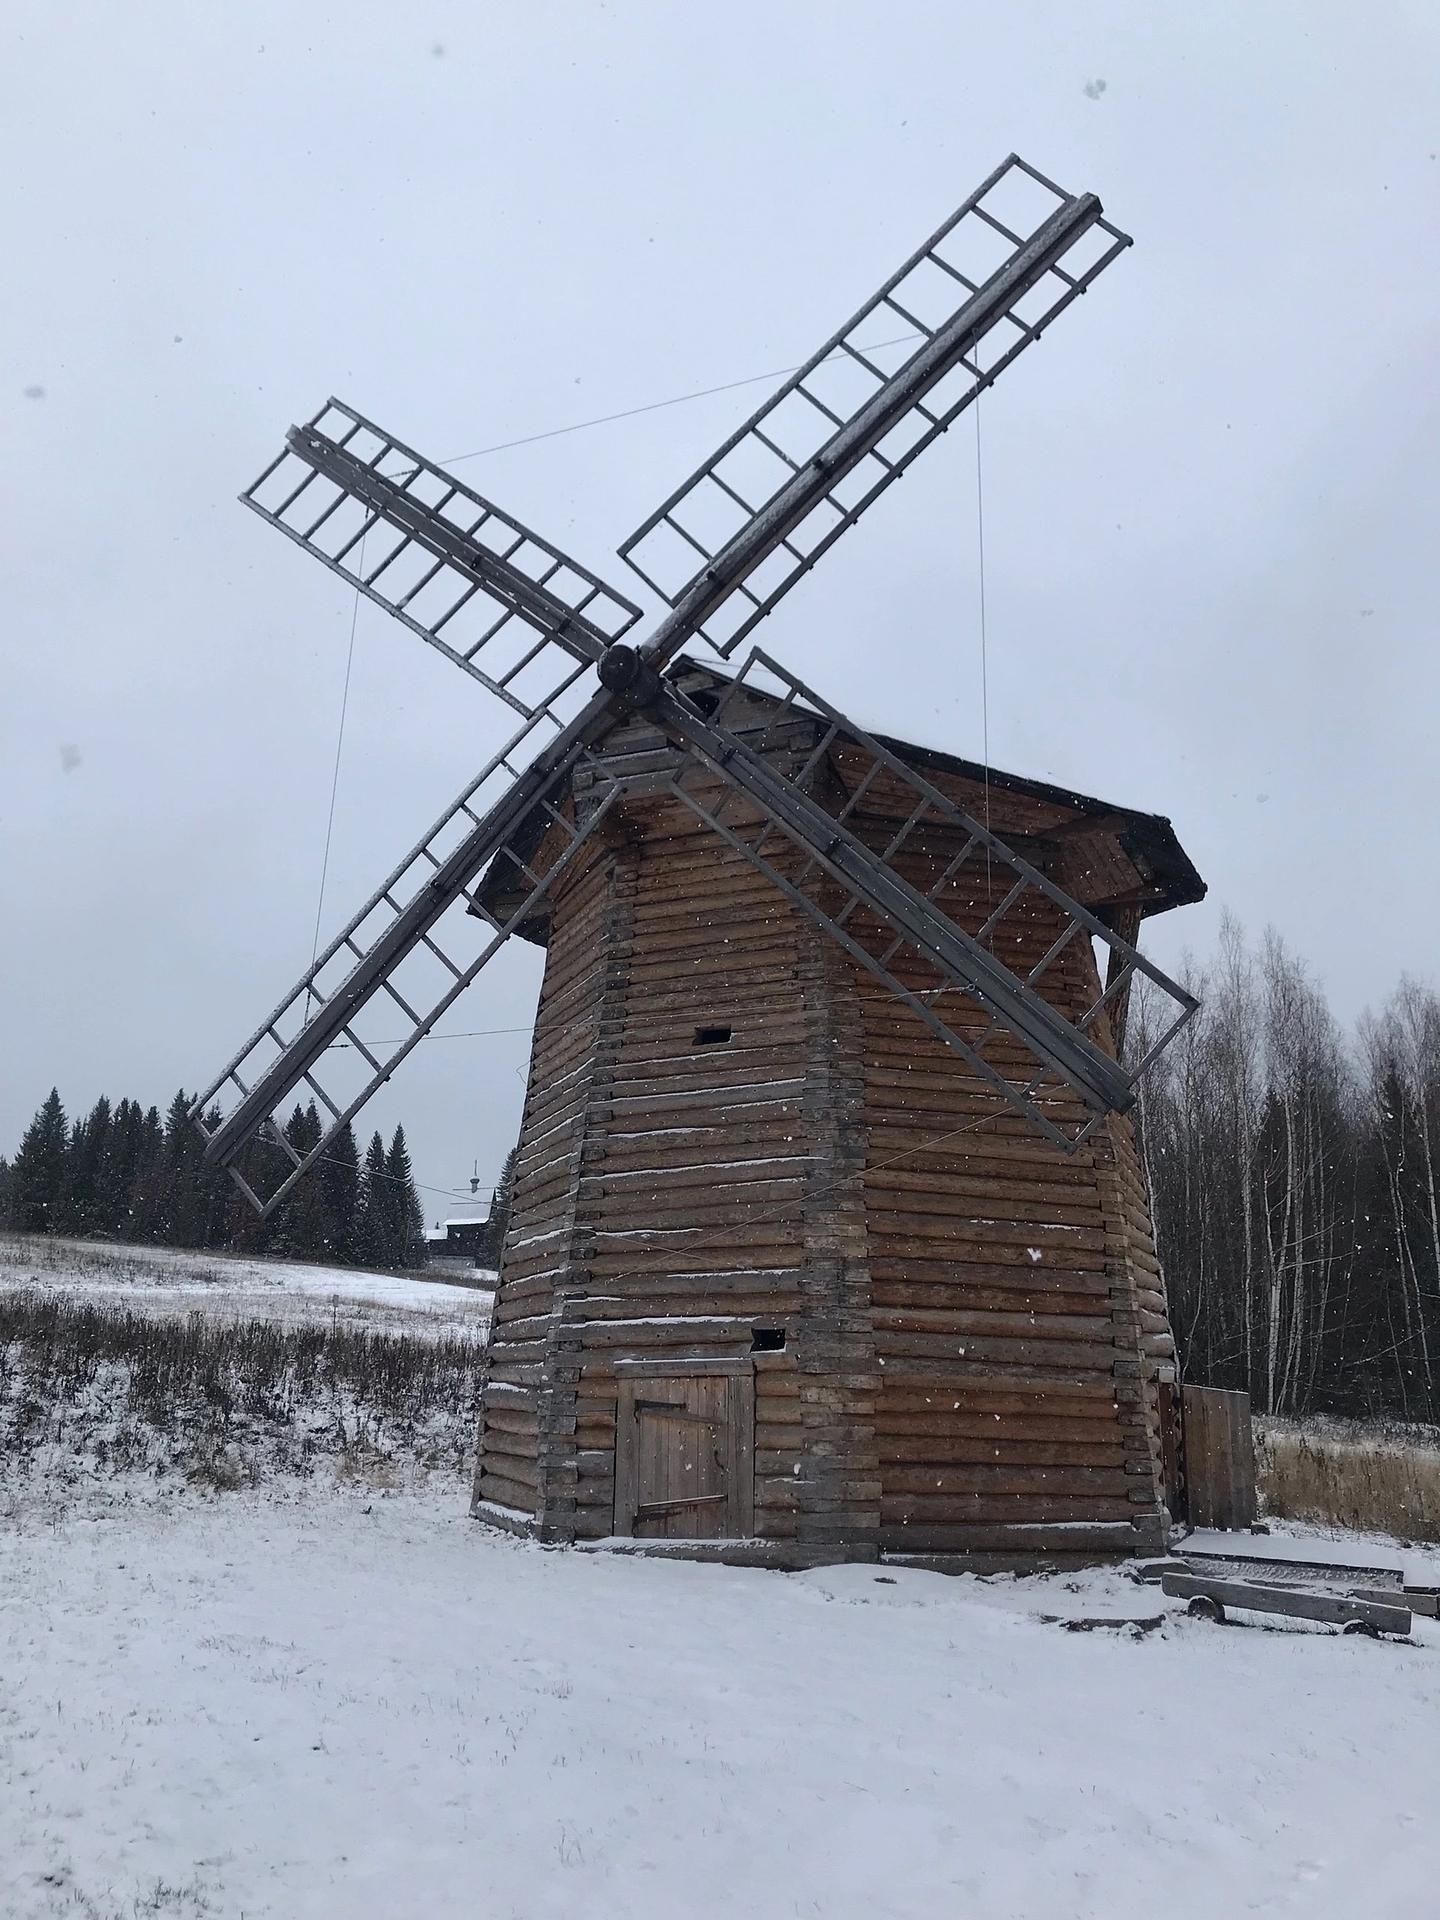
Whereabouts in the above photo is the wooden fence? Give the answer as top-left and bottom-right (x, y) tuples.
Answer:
(1181, 1385), (1256, 1530)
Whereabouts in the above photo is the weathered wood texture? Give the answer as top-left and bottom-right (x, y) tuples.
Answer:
(853, 827), (1169, 1554)
(471, 707), (1183, 1566)
(1160, 1571), (1409, 1635)
(1182, 1386), (1257, 1530)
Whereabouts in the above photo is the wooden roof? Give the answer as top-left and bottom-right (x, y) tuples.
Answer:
(474, 656), (1205, 940)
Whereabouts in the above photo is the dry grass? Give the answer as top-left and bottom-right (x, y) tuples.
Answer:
(1257, 1415), (1440, 1545)
(0, 1289), (482, 1487)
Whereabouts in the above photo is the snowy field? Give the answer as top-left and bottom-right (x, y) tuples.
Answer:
(2, 1497), (1440, 1920)
(1, 1484), (1437, 1920)
(3, 1241), (1439, 1916)
(0, 1234), (494, 1340)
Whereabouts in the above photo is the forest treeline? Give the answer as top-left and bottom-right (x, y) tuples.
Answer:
(1133, 921), (1440, 1422)
(0, 1090), (446, 1271)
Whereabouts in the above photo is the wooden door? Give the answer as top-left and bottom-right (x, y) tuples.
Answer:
(615, 1362), (755, 1539)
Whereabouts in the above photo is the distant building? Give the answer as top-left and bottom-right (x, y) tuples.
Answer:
(424, 1216), (494, 1278)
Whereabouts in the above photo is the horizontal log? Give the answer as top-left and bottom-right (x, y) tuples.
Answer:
(875, 1358), (1117, 1388)
(486, 1362), (545, 1388)
(580, 1209), (806, 1244)
(580, 1156), (814, 1195)
(597, 1123), (812, 1164)
(864, 1119), (1094, 1168)
(476, 1463), (540, 1504)
(605, 1058), (806, 1101)
(571, 1292), (804, 1325)
(865, 1186), (1108, 1230)
(875, 1410), (1125, 1442)
(571, 1343), (753, 1378)
(871, 1281), (1110, 1316)
(869, 1258), (1111, 1294)
(587, 1241), (803, 1278)
(882, 1458), (1132, 1493)
(873, 1306), (1113, 1341)
(874, 1332), (1119, 1369)
(865, 1208), (1108, 1253)
(572, 1267), (807, 1300)
(880, 1494), (1138, 1525)
(878, 1436), (1127, 1468)
(477, 1430), (537, 1466)
(866, 1227), (1108, 1270)
(480, 1407), (540, 1437)
(603, 1098), (807, 1134)
(875, 1521), (1144, 1553)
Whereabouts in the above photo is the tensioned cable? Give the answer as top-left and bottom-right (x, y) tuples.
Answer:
(304, 533), (365, 1014)
(439, 332), (924, 468)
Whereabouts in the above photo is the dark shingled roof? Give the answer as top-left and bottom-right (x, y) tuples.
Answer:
(473, 656), (1206, 938)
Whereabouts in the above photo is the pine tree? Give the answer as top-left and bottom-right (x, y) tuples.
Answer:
(11, 1089), (70, 1233)
(385, 1124), (427, 1269)
(355, 1131), (392, 1269)
(0, 1154), (14, 1229)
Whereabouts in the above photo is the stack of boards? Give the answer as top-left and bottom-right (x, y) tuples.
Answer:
(1144, 1538), (1438, 1639)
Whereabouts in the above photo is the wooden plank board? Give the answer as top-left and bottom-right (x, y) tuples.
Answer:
(1161, 1572), (1410, 1635)
(1183, 1387), (1257, 1529)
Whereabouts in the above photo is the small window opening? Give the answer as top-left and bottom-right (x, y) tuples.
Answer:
(751, 1326), (786, 1353)
(694, 1024), (732, 1047)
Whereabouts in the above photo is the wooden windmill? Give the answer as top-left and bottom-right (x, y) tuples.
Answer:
(195, 154), (1205, 1570)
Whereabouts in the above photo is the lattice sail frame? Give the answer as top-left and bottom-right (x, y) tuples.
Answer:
(621, 154), (1130, 658)
(191, 737), (627, 1217)
(244, 399), (642, 723)
(658, 651), (1198, 1150)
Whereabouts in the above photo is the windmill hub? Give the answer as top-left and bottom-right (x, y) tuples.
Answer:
(596, 642), (661, 710)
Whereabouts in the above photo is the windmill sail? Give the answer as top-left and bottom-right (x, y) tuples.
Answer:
(620, 154), (1129, 661)
(244, 399), (642, 722)
(192, 720), (625, 1216)
(654, 652), (1196, 1150)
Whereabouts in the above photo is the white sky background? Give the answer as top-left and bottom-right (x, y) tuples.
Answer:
(2, 2), (1437, 1215)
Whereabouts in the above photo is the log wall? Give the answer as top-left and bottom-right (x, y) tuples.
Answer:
(472, 723), (1177, 1566)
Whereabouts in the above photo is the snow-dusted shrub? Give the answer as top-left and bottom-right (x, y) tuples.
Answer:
(0, 1289), (482, 1487)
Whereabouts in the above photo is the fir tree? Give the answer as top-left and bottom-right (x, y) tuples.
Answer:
(64, 1095), (114, 1234)
(129, 1104), (167, 1241)
(11, 1089), (70, 1233)
(272, 1103), (329, 1256)
(100, 1098), (143, 1234)
(155, 1091), (205, 1246)
(385, 1124), (427, 1269)
(318, 1120), (361, 1263)
(355, 1131), (392, 1269)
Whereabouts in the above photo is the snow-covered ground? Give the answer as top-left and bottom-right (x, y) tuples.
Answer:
(1, 1482), (1437, 1920)
(0, 1234), (494, 1339)
(4, 1240), (1439, 1916)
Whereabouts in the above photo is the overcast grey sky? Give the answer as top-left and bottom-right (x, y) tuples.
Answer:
(3, 2), (1438, 1217)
